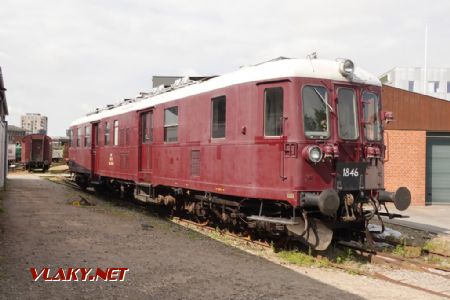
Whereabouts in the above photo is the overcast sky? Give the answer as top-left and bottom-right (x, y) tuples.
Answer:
(1, 0), (449, 136)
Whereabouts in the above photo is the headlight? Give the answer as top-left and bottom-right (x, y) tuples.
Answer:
(303, 145), (323, 163)
(339, 59), (354, 77)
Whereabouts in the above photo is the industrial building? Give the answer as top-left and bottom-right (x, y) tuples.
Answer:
(8, 125), (26, 144)
(380, 67), (450, 101)
(383, 85), (450, 205)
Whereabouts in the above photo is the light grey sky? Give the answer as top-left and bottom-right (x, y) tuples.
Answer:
(1, 0), (449, 136)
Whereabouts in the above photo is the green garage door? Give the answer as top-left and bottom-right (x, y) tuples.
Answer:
(426, 133), (450, 204)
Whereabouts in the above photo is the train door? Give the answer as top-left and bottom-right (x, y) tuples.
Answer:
(139, 110), (153, 182)
(257, 81), (289, 182)
(91, 122), (99, 179)
(31, 138), (44, 161)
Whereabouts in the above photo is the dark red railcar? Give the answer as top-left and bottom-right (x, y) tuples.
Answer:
(21, 134), (52, 171)
(68, 58), (411, 250)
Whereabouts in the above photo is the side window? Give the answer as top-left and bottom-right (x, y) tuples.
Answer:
(164, 106), (178, 142)
(95, 124), (99, 146)
(141, 111), (153, 143)
(68, 129), (73, 147)
(77, 127), (81, 147)
(104, 122), (110, 145)
(211, 96), (226, 138)
(85, 126), (91, 147)
(113, 120), (119, 146)
(264, 87), (284, 136)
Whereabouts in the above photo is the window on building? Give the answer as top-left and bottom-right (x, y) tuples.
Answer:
(264, 88), (284, 136)
(211, 96), (226, 138)
(104, 122), (110, 145)
(85, 126), (91, 147)
(113, 120), (119, 146)
(77, 127), (81, 147)
(428, 81), (439, 93)
(141, 111), (153, 143)
(164, 106), (178, 142)
(408, 81), (414, 92)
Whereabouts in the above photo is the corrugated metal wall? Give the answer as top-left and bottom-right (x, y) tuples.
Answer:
(0, 121), (6, 189)
(383, 85), (450, 131)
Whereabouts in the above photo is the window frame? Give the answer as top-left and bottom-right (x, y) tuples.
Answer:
(141, 111), (153, 144)
(362, 91), (382, 141)
(113, 120), (119, 146)
(301, 85), (330, 139)
(164, 106), (179, 143)
(76, 127), (81, 147)
(84, 126), (91, 147)
(104, 121), (110, 146)
(337, 87), (359, 141)
(211, 95), (227, 139)
(263, 87), (284, 137)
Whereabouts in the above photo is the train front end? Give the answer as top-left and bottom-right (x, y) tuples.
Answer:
(290, 59), (411, 250)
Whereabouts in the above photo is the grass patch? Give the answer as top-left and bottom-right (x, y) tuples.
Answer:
(392, 244), (422, 258)
(277, 250), (329, 267)
(423, 236), (450, 256)
(335, 248), (355, 264)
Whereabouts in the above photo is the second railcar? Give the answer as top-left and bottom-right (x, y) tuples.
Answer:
(21, 134), (52, 171)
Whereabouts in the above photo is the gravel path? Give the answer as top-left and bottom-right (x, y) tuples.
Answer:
(0, 174), (445, 299)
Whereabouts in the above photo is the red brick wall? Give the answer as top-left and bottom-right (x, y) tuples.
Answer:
(384, 130), (426, 206)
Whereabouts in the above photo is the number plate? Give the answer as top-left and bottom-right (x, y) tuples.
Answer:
(336, 162), (367, 191)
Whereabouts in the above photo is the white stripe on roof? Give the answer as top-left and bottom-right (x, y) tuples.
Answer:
(70, 58), (380, 126)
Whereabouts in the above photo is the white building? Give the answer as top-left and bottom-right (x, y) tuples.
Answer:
(379, 67), (450, 101)
(21, 113), (48, 135)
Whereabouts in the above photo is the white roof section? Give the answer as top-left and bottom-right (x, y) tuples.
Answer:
(70, 58), (381, 126)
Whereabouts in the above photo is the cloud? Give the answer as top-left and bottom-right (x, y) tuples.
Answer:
(1, 0), (449, 135)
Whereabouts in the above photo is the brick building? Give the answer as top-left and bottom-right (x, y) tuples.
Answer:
(382, 85), (450, 205)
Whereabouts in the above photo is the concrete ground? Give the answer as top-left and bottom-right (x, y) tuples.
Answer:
(383, 204), (450, 234)
(0, 174), (445, 299)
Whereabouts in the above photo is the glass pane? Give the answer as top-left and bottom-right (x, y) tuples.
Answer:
(363, 92), (381, 141)
(77, 127), (81, 147)
(212, 96), (226, 138)
(302, 86), (329, 138)
(142, 112), (153, 143)
(113, 120), (119, 146)
(164, 107), (178, 126)
(104, 122), (110, 145)
(164, 126), (178, 142)
(141, 113), (147, 143)
(264, 88), (283, 136)
(337, 88), (358, 140)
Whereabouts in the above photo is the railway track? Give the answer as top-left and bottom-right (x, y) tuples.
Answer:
(51, 175), (450, 299)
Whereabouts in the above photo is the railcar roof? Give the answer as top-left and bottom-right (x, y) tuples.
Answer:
(70, 58), (381, 126)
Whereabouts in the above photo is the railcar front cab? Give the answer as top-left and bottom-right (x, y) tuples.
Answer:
(289, 59), (411, 250)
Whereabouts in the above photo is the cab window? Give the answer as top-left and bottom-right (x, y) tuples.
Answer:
(302, 85), (330, 139)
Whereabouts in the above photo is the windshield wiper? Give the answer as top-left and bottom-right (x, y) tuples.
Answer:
(313, 87), (334, 113)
